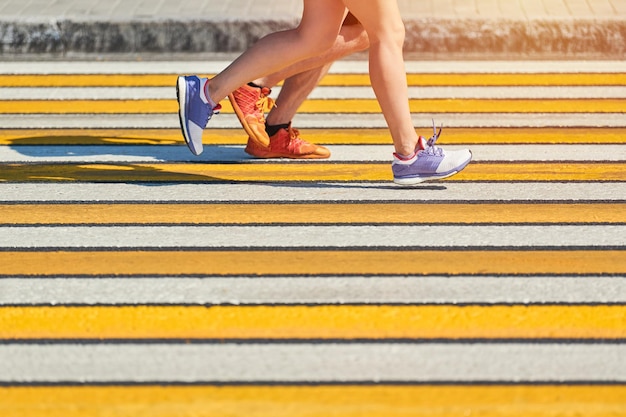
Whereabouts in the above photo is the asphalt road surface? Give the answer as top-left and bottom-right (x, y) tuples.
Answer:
(0, 59), (625, 416)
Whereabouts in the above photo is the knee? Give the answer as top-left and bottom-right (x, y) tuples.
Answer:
(369, 20), (405, 49)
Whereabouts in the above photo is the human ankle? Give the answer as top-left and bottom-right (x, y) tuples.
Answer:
(202, 79), (218, 108)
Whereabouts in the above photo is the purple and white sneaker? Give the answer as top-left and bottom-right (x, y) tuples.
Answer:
(392, 121), (472, 185)
(176, 75), (220, 156)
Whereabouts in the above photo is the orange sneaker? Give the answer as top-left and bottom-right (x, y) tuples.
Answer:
(245, 122), (331, 159)
(228, 84), (274, 148)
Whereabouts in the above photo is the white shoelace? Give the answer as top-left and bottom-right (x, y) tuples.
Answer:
(421, 119), (445, 157)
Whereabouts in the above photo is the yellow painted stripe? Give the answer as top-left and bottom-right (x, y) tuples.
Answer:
(1, 127), (625, 145)
(0, 128), (213, 146)
(0, 250), (623, 276)
(3, 305), (626, 339)
(2, 203), (623, 225)
(0, 74), (180, 87)
(0, 73), (624, 87)
(1, 99), (624, 114)
(1, 386), (626, 417)
(340, 73), (626, 87)
(0, 163), (623, 182)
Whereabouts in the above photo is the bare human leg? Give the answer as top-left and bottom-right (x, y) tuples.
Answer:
(177, 0), (471, 181)
(228, 14), (368, 158)
(206, 0), (347, 104)
(339, 0), (418, 156)
(337, 0), (472, 184)
(176, 0), (347, 155)
(260, 17), (368, 126)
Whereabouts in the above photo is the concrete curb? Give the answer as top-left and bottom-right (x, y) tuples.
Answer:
(1, 18), (624, 57)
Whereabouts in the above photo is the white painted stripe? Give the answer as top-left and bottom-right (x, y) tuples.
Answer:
(1, 60), (624, 74)
(2, 343), (624, 383)
(334, 60), (626, 74)
(0, 87), (175, 100)
(3, 86), (625, 100)
(1, 276), (624, 305)
(1, 183), (623, 203)
(1, 113), (624, 129)
(0, 144), (623, 163)
(304, 86), (626, 99)
(291, 113), (626, 128)
(2, 225), (624, 248)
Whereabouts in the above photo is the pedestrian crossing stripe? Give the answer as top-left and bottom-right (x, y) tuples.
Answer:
(1, 250), (624, 276)
(1, 162), (624, 182)
(1, 127), (625, 145)
(1, 183), (621, 203)
(3, 276), (624, 305)
(1, 98), (624, 114)
(2, 343), (625, 384)
(1, 73), (625, 87)
(1, 203), (623, 225)
(2, 60), (624, 74)
(2, 304), (625, 339)
(5, 113), (625, 129)
(1, 144), (623, 163)
(5, 86), (625, 101)
(2, 386), (625, 417)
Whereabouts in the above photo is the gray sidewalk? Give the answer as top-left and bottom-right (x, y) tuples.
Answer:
(1, 0), (625, 57)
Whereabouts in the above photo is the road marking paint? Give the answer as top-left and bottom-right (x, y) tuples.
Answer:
(2, 343), (625, 382)
(1, 183), (623, 202)
(2, 203), (622, 225)
(0, 250), (623, 276)
(1, 144), (623, 163)
(2, 276), (624, 305)
(2, 60), (625, 74)
(0, 162), (623, 182)
(1, 73), (624, 86)
(1, 305), (626, 339)
(3, 86), (626, 100)
(2, 113), (625, 128)
(2, 225), (624, 249)
(1, 99), (624, 114)
(1, 127), (625, 145)
(1, 386), (625, 417)
(1, 60), (624, 413)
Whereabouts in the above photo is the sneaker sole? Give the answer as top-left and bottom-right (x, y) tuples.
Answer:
(176, 76), (202, 156)
(228, 93), (270, 148)
(244, 142), (330, 160)
(393, 169), (459, 185)
(245, 147), (330, 160)
(393, 153), (472, 185)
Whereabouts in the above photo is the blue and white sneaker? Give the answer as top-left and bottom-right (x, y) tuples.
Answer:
(392, 121), (472, 185)
(176, 75), (220, 156)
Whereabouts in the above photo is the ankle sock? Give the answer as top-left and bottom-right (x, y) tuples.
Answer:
(248, 82), (264, 89)
(266, 123), (290, 137)
(394, 151), (417, 161)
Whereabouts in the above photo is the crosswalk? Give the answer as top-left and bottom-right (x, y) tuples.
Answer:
(0, 59), (625, 415)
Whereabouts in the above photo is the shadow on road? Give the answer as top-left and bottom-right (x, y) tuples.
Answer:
(2, 134), (448, 190)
